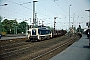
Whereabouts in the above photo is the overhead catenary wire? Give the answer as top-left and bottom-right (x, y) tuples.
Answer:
(0, 6), (31, 21)
(0, 7), (27, 20)
(53, 0), (81, 18)
(53, 0), (69, 15)
(1, 0), (32, 20)
(38, 0), (71, 21)
(3, 0), (71, 20)
(6, 0), (51, 19)
(63, 0), (85, 18)
(39, 1), (62, 16)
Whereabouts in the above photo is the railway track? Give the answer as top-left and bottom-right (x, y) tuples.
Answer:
(0, 34), (80, 60)
(32, 36), (79, 60)
(22, 36), (79, 60)
(0, 42), (33, 60)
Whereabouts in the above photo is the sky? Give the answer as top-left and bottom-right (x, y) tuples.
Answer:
(0, 0), (90, 30)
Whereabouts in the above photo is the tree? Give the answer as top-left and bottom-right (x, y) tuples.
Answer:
(18, 21), (28, 34)
(0, 16), (3, 33)
(1, 18), (30, 34)
(1, 19), (19, 34)
(47, 26), (54, 30)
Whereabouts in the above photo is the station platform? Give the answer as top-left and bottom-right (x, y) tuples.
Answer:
(0, 36), (27, 40)
(50, 34), (90, 60)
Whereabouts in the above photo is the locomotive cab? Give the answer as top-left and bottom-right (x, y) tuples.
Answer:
(28, 28), (38, 41)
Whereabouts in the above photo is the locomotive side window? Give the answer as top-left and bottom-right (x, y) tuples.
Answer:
(46, 31), (48, 33)
(46, 30), (51, 34)
(38, 29), (51, 35)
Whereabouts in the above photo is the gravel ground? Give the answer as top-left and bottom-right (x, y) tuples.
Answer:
(0, 34), (80, 60)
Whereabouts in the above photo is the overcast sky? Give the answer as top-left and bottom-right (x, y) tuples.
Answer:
(0, 0), (90, 30)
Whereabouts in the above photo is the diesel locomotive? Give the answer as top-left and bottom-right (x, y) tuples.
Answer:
(28, 26), (52, 41)
(27, 25), (67, 41)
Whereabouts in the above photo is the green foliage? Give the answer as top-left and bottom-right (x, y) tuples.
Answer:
(1, 19), (19, 34)
(0, 16), (3, 33)
(18, 21), (28, 33)
(47, 26), (54, 30)
(1, 19), (29, 34)
(1, 18), (55, 34)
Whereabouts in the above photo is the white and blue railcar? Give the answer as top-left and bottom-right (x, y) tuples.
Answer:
(28, 27), (52, 41)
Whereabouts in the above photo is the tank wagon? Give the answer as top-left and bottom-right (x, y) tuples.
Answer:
(27, 26), (67, 41)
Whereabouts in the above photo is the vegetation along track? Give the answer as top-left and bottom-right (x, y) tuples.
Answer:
(0, 34), (80, 60)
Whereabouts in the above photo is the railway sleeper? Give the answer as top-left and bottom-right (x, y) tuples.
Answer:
(0, 37), (75, 57)
(1, 42), (27, 49)
(32, 38), (77, 60)
(0, 47), (30, 58)
(3, 44), (30, 53)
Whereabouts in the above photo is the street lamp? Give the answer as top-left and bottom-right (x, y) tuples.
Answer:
(24, 20), (28, 36)
(69, 4), (71, 28)
(0, 3), (8, 6)
(85, 9), (90, 28)
(13, 22), (16, 35)
(85, 9), (90, 47)
(33, 0), (38, 27)
(68, 4), (71, 37)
